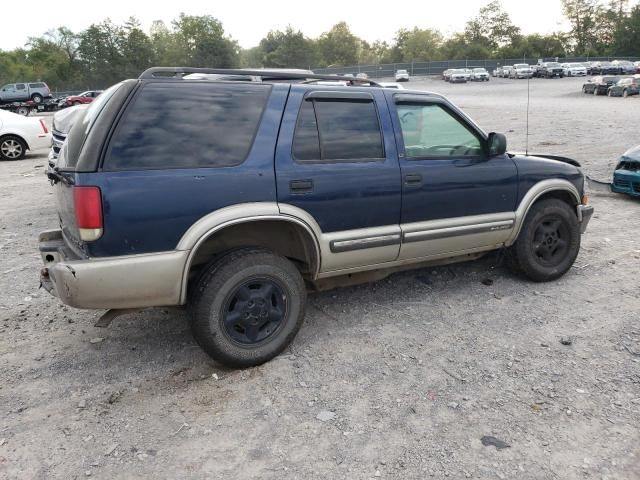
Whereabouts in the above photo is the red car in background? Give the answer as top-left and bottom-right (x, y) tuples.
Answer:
(59, 90), (103, 108)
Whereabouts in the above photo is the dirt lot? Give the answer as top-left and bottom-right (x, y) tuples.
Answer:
(1, 76), (639, 480)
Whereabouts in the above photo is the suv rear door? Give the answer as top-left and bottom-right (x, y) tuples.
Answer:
(275, 85), (402, 272)
(387, 92), (518, 260)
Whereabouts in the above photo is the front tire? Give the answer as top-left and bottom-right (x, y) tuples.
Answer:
(189, 248), (306, 368)
(507, 199), (580, 282)
(0, 135), (27, 160)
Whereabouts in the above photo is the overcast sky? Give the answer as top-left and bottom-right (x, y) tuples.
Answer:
(0, 0), (569, 51)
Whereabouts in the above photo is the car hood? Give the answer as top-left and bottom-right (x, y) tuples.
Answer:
(509, 152), (581, 167)
(53, 105), (88, 133)
(619, 144), (640, 163)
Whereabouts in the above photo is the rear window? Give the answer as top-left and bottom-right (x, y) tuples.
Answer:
(105, 82), (270, 170)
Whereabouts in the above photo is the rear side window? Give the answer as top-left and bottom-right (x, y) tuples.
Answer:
(105, 82), (270, 170)
(292, 98), (384, 163)
(29, 83), (45, 88)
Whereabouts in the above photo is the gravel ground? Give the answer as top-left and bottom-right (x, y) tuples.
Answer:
(1, 76), (639, 480)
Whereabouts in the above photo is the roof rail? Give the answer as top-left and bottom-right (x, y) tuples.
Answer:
(138, 67), (382, 87)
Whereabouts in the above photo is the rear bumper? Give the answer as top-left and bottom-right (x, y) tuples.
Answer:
(39, 229), (188, 309)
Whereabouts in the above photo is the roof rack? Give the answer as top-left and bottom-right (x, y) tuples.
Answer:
(138, 67), (382, 87)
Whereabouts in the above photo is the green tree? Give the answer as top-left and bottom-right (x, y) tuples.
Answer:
(465, 1), (520, 52)
(393, 28), (443, 62)
(172, 13), (239, 68)
(561, 0), (603, 54)
(317, 22), (360, 66)
(121, 17), (155, 78)
(259, 27), (317, 68)
(77, 19), (126, 87)
(609, 4), (640, 55)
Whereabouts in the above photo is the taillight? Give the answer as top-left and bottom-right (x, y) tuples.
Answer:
(39, 119), (48, 134)
(74, 186), (103, 241)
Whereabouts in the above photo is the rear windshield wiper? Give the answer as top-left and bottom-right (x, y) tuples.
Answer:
(47, 167), (75, 186)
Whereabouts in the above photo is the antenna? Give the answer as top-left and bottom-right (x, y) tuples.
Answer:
(525, 76), (531, 156)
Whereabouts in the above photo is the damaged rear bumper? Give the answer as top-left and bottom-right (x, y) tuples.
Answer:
(39, 229), (187, 309)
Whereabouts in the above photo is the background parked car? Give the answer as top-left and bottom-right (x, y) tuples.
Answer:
(501, 66), (514, 78)
(394, 69), (409, 82)
(607, 77), (639, 97)
(60, 90), (102, 108)
(539, 62), (564, 78)
(0, 82), (51, 104)
(448, 69), (468, 83)
(442, 69), (452, 81)
(611, 60), (636, 75)
(49, 104), (87, 168)
(492, 66), (503, 77)
(0, 109), (51, 160)
(590, 61), (618, 75)
(635, 61), (640, 73)
(510, 64), (533, 79)
(470, 67), (490, 81)
(561, 62), (587, 77)
(582, 76), (620, 95)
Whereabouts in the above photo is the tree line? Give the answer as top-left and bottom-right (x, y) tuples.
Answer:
(0, 1), (639, 90)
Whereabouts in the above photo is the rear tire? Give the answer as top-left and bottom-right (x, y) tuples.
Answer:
(507, 199), (580, 282)
(0, 135), (27, 160)
(188, 248), (307, 368)
(31, 93), (43, 103)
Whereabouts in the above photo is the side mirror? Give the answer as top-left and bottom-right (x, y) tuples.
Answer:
(488, 132), (507, 157)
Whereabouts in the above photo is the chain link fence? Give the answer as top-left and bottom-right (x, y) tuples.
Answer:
(313, 56), (640, 78)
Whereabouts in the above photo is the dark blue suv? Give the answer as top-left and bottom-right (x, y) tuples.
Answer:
(40, 68), (594, 367)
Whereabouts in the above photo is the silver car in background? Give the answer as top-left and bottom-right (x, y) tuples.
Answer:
(48, 104), (87, 171)
(510, 64), (533, 79)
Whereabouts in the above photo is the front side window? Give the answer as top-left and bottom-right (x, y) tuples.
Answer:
(106, 82), (270, 170)
(396, 103), (483, 159)
(292, 98), (384, 163)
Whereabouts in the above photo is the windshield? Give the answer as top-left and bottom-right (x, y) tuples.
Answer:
(473, 68), (486, 72)
(514, 64), (528, 69)
(547, 62), (561, 67)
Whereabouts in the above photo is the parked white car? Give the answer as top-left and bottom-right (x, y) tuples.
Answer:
(394, 69), (410, 82)
(501, 66), (514, 78)
(510, 64), (533, 79)
(449, 69), (468, 83)
(561, 62), (587, 77)
(0, 110), (51, 160)
(470, 68), (490, 81)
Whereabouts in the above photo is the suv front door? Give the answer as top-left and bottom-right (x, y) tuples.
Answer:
(388, 93), (518, 261)
(275, 86), (402, 272)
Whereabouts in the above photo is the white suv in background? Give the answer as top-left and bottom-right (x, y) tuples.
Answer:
(510, 64), (533, 79)
(395, 69), (409, 82)
(561, 63), (587, 77)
